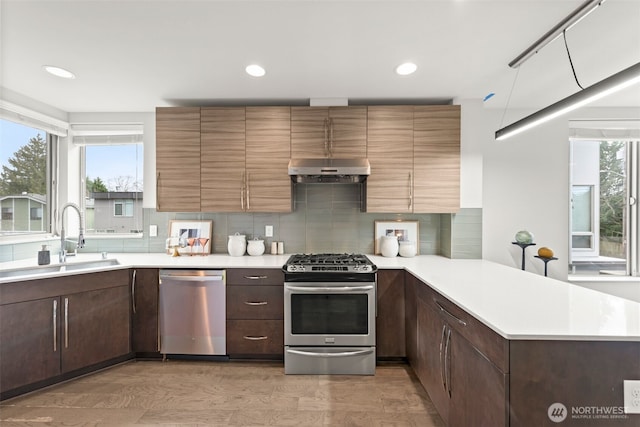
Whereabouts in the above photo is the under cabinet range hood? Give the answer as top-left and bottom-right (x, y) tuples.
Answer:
(288, 158), (371, 184)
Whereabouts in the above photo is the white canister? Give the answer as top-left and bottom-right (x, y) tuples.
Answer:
(380, 235), (399, 257)
(247, 239), (265, 256)
(399, 241), (417, 257)
(277, 241), (284, 255)
(227, 233), (247, 256)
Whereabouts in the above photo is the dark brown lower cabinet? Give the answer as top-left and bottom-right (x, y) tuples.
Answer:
(226, 269), (284, 359)
(448, 330), (508, 427)
(404, 273), (418, 366)
(411, 274), (508, 427)
(0, 269), (132, 400)
(131, 268), (160, 356)
(406, 271), (640, 427)
(510, 340), (640, 427)
(0, 298), (61, 392)
(376, 269), (405, 359)
(416, 287), (450, 423)
(61, 285), (131, 373)
(226, 320), (284, 356)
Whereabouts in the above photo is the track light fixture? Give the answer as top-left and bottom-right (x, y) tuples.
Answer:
(509, 0), (607, 69)
(494, 0), (640, 141)
(495, 62), (640, 141)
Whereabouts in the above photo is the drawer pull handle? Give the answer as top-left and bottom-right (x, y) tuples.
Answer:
(244, 301), (268, 306)
(435, 301), (467, 326)
(244, 275), (268, 280)
(243, 335), (268, 341)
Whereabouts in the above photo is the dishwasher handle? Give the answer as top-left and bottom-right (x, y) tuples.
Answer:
(159, 270), (225, 283)
(160, 275), (224, 282)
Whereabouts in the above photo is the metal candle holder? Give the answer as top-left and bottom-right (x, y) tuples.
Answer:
(512, 242), (536, 270)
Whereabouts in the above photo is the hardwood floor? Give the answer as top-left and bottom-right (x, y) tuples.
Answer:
(0, 361), (444, 426)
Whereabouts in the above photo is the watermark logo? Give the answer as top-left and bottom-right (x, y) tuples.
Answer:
(548, 402), (568, 423)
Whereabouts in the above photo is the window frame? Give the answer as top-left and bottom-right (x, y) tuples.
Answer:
(75, 124), (144, 238)
(569, 138), (639, 277)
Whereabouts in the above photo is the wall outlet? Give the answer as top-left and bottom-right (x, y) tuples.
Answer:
(149, 224), (158, 237)
(265, 225), (273, 237)
(623, 380), (640, 414)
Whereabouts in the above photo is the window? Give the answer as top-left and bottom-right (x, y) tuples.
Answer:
(0, 119), (52, 235)
(570, 136), (638, 276)
(571, 185), (594, 251)
(114, 200), (134, 217)
(30, 207), (43, 220)
(73, 123), (144, 236)
(2, 207), (13, 220)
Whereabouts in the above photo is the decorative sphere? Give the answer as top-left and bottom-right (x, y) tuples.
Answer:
(515, 230), (534, 244)
(537, 247), (554, 258)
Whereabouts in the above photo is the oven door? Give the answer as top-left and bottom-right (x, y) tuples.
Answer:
(284, 281), (376, 347)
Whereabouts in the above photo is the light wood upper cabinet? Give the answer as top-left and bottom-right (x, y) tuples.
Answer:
(201, 107), (246, 212)
(245, 107), (292, 212)
(291, 106), (367, 159)
(366, 106), (414, 213)
(366, 105), (460, 213)
(413, 105), (460, 213)
(156, 107), (201, 212)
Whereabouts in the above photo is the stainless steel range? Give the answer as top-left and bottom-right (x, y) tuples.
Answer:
(283, 253), (377, 375)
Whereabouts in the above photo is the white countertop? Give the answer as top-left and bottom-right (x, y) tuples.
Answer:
(2, 253), (639, 341)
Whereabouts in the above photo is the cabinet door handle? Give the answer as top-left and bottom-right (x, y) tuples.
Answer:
(445, 327), (452, 397)
(246, 172), (251, 211)
(435, 301), (467, 327)
(409, 172), (413, 211)
(243, 335), (268, 341)
(240, 172), (245, 211)
(329, 117), (334, 157)
(439, 324), (447, 392)
(244, 301), (268, 306)
(243, 275), (268, 280)
(64, 297), (69, 349)
(52, 299), (57, 352)
(323, 118), (329, 157)
(156, 172), (161, 211)
(131, 269), (137, 314)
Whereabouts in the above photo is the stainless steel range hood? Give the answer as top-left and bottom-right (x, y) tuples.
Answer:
(288, 158), (370, 184)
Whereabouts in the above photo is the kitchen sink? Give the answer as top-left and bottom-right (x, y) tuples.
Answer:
(0, 259), (121, 279)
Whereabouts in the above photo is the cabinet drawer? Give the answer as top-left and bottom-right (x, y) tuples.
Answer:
(226, 320), (284, 356)
(226, 269), (284, 286)
(227, 286), (283, 320)
(416, 279), (508, 372)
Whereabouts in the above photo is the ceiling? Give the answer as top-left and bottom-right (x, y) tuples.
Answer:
(2, 0), (639, 114)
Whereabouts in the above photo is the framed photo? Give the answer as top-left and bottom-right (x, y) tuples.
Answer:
(167, 220), (213, 255)
(374, 220), (419, 255)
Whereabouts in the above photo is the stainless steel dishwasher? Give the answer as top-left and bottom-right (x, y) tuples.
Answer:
(159, 269), (226, 356)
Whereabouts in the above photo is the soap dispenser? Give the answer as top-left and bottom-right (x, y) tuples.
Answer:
(38, 245), (51, 265)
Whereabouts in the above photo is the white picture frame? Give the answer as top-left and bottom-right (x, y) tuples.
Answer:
(167, 220), (213, 255)
(374, 220), (419, 255)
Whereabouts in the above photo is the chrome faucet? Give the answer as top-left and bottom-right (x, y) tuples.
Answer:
(59, 203), (85, 263)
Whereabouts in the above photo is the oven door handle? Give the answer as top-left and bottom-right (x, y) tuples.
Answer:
(286, 348), (374, 358)
(285, 285), (375, 292)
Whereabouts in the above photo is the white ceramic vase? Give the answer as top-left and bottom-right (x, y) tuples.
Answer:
(247, 239), (265, 256)
(227, 233), (246, 256)
(380, 235), (399, 257)
(399, 241), (417, 257)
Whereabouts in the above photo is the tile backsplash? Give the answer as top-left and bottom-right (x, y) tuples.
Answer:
(0, 184), (482, 262)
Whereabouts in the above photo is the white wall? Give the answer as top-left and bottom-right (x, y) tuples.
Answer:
(457, 99), (486, 208)
(482, 105), (640, 296)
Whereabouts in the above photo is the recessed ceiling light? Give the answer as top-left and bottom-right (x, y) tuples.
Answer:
(43, 65), (76, 79)
(395, 62), (417, 76)
(246, 64), (266, 77)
